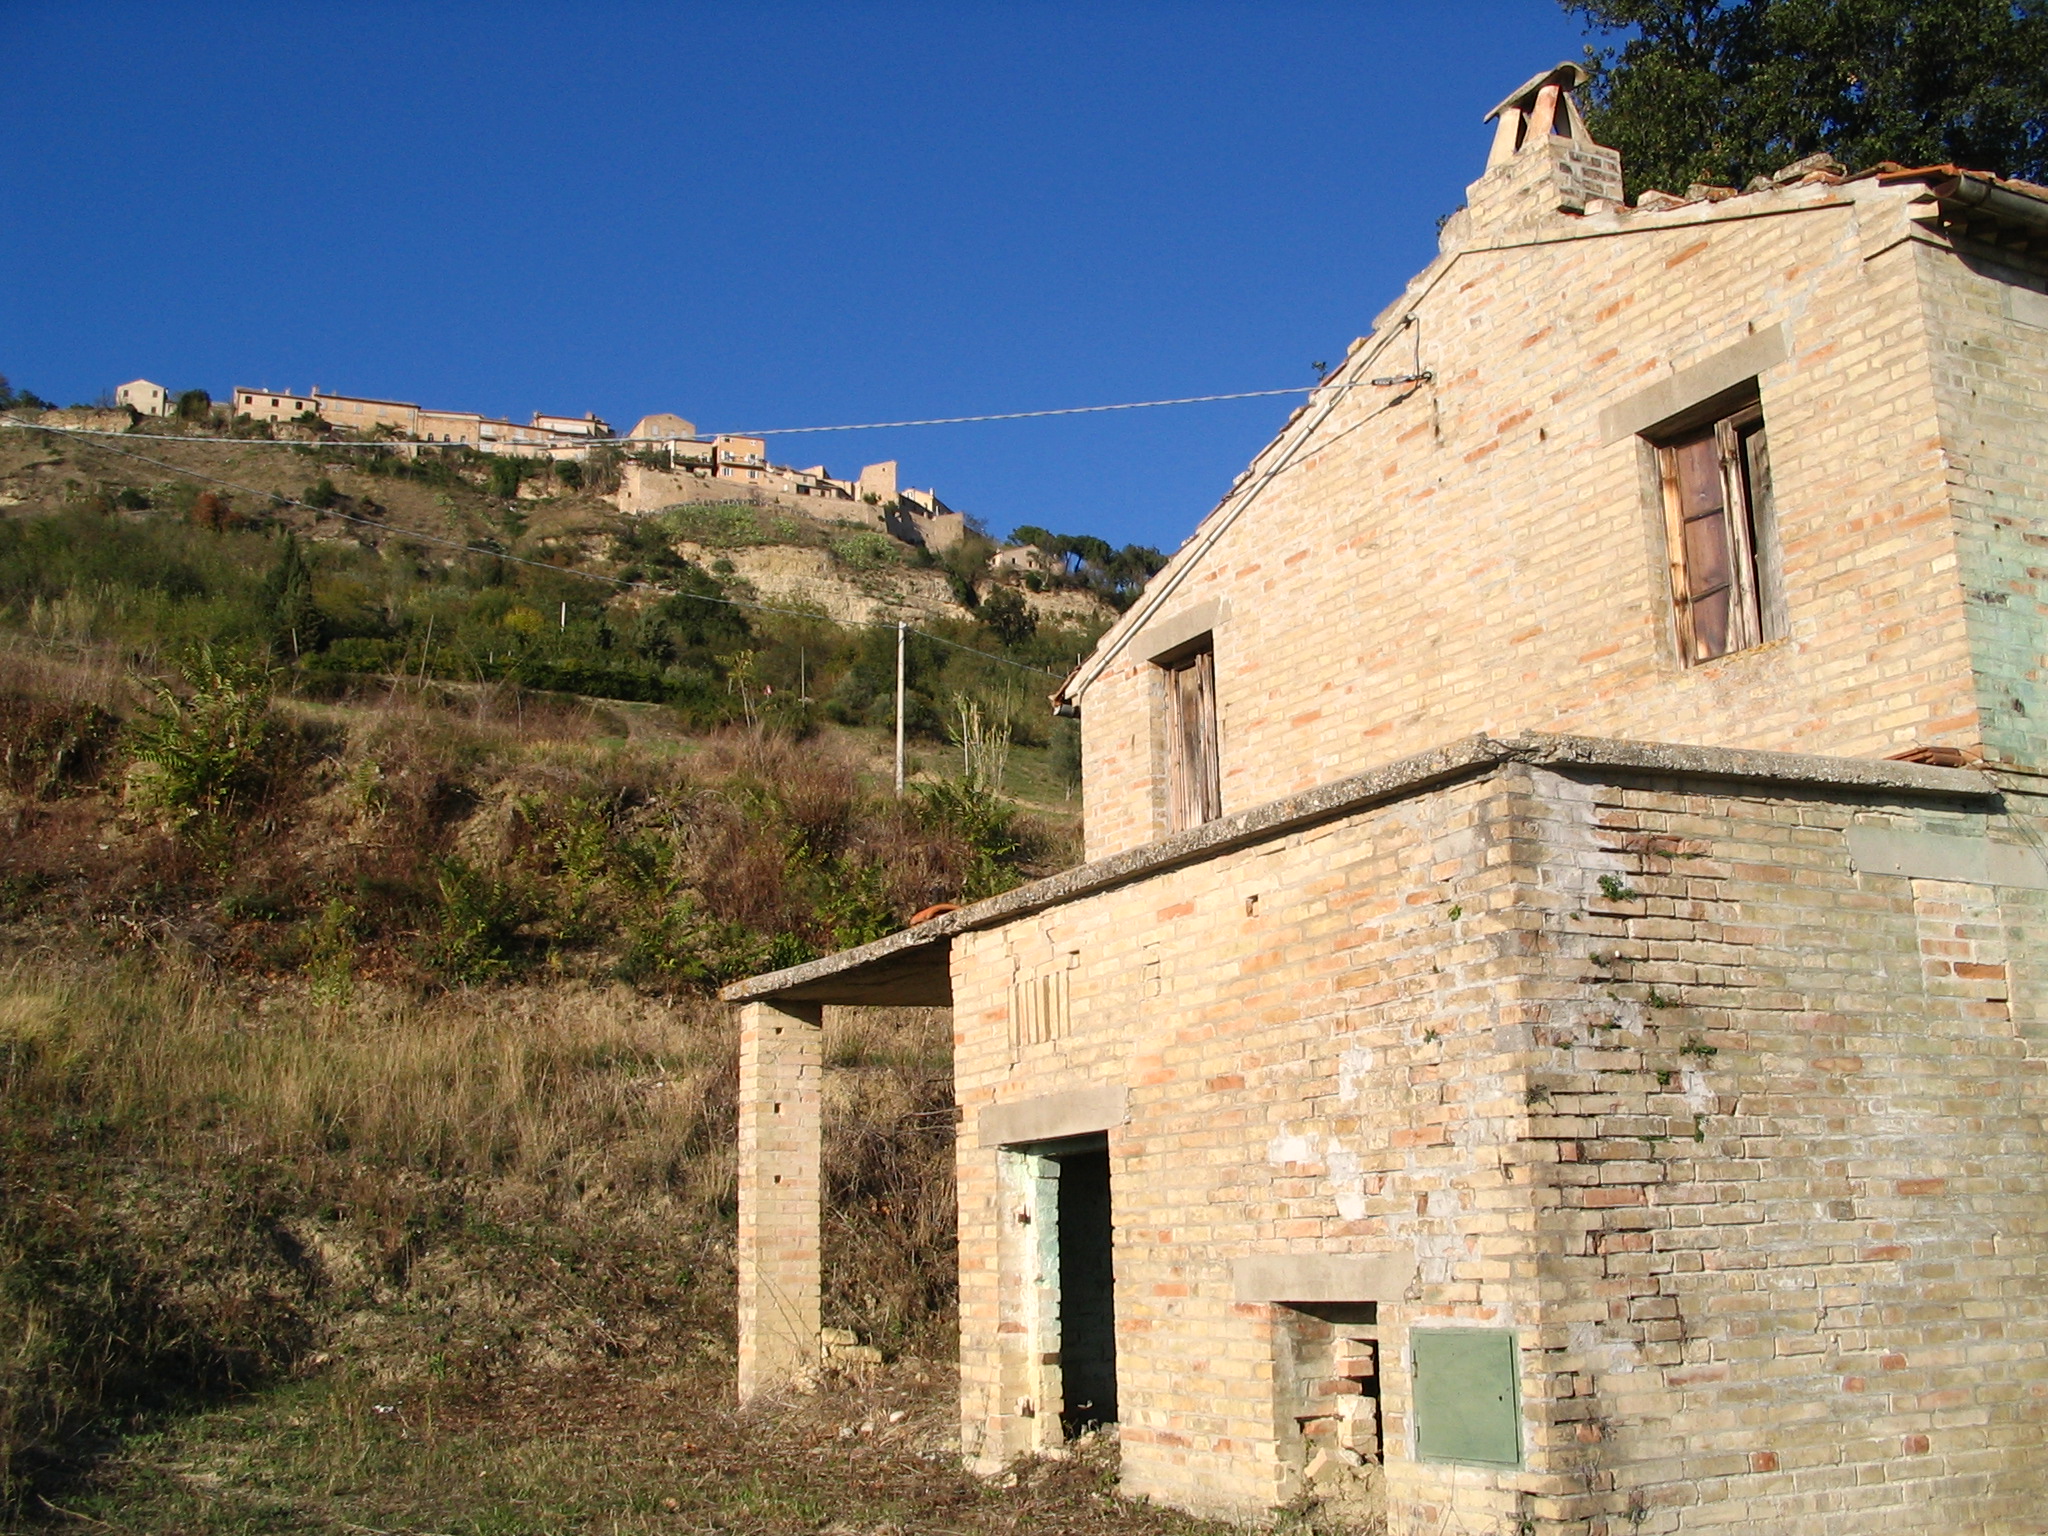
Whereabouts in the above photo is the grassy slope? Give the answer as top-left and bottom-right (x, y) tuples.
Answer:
(0, 429), (1225, 1534)
(0, 646), (1142, 1532)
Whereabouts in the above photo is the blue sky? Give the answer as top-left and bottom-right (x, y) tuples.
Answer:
(3, 2), (1588, 554)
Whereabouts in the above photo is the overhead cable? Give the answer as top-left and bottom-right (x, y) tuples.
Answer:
(3, 379), (1344, 455)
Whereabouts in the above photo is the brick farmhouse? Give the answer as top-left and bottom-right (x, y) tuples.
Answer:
(725, 64), (2048, 1534)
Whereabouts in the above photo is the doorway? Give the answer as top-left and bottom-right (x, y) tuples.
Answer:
(1051, 1139), (1117, 1434)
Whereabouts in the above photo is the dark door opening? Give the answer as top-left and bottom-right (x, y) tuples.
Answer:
(1053, 1141), (1117, 1434)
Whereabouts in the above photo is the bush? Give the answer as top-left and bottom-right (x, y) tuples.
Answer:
(126, 646), (278, 829)
(487, 458), (524, 499)
(425, 855), (530, 983)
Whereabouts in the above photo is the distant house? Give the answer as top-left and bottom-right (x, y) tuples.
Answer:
(416, 409), (484, 447)
(626, 412), (697, 441)
(312, 389), (421, 435)
(232, 386), (319, 423)
(114, 379), (170, 416)
(532, 410), (612, 439)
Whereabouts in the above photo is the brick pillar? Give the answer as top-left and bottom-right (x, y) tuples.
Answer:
(736, 998), (824, 1402)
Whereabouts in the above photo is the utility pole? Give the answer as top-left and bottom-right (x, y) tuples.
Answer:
(894, 622), (906, 798)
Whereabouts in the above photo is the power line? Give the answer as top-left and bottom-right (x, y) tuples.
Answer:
(730, 384), (1332, 435)
(0, 418), (1066, 679)
(3, 380), (1332, 454)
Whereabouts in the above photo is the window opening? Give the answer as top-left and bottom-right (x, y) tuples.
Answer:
(1655, 394), (1776, 664)
(1283, 1303), (1381, 1471)
(1161, 642), (1220, 831)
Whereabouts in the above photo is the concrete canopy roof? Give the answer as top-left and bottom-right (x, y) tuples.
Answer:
(1483, 61), (1591, 123)
(720, 734), (1993, 1009)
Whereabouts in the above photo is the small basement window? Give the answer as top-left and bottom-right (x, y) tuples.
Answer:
(1652, 388), (1778, 664)
(1159, 639), (1220, 832)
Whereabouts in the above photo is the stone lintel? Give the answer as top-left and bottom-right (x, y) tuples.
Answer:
(1140, 597), (1232, 664)
(1597, 323), (1792, 444)
(977, 1084), (1129, 1148)
(1845, 825), (2048, 888)
(1231, 1252), (1419, 1304)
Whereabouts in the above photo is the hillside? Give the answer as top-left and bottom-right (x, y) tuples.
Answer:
(0, 420), (1225, 1534)
(0, 419), (1124, 735)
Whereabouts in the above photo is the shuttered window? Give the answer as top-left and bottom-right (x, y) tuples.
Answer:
(1656, 398), (1775, 664)
(1162, 645), (1220, 832)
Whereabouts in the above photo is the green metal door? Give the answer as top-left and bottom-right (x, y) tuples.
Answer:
(1411, 1328), (1520, 1467)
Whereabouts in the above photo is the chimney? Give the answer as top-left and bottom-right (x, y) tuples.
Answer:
(1452, 62), (1623, 242)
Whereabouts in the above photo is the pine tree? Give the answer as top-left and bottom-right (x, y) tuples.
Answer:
(1564, 0), (2048, 199)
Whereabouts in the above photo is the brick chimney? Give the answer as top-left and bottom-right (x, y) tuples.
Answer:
(1454, 62), (1623, 240)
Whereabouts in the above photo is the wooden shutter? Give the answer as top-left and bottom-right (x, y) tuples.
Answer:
(1163, 647), (1220, 831)
(1659, 415), (1763, 664)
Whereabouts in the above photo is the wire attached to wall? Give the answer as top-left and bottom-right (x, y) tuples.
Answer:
(6, 380), (1346, 454)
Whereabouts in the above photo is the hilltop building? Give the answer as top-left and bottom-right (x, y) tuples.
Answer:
(723, 63), (2048, 1535)
(114, 379), (169, 416)
(229, 385), (613, 457)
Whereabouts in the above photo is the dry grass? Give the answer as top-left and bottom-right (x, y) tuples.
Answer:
(0, 641), (1083, 1529)
(0, 958), (963, 1518)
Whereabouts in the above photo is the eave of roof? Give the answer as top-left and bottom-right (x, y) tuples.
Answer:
(720, 733), (1994, 1007)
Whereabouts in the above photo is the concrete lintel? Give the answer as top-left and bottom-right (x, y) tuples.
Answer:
(722, 732), (1994, 1005)
(1846, 825), (2048, 889)
(1231, 1251), (1418, 1304)
(2011, 285), (2048, 330)
(977, 1084), (1129, 1148)
(1139, 597), (1231, 664)
(1597, 323), (1791, 444)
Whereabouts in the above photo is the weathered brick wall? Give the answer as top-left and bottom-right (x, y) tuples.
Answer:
(1511, 765), (2048, 1533)
(953, 756), (2048, 1531)
(1915, 237), (2048, 769)
(1079, 182), (1994, 861)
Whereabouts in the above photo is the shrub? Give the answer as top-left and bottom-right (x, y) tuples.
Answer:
(487, 458), (524, 499)
(425, 855), (529, 984)
(126, 646), (278, 829)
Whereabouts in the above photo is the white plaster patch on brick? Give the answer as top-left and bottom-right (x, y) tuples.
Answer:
(1338, 1043), (1376, 1104)
(1267, 1130), (1368, 1221)
(1268, 1131), (1319, 1168)
(1405, 1184), (1470, 1288)
(1326, 1141), (1368, 1222)
(1568, 1318), (1646, 1378)
(1680, 1066), (1713, 1114)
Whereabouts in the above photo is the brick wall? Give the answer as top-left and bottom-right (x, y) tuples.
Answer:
(1916, 236), (2048, 769)
(1078, 181), (1999, 861)
(952, 755), (2048, 1531)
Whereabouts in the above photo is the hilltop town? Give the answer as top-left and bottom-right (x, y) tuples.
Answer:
(116, 377), (980, 552)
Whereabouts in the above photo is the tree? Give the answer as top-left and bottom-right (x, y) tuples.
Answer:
(979, 585), (1038, 646)
(0, 375), (54, 412)
(261, 532), (324, 656)
(175, 389), (212, 422)
(1564, 0), (2048, 198)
